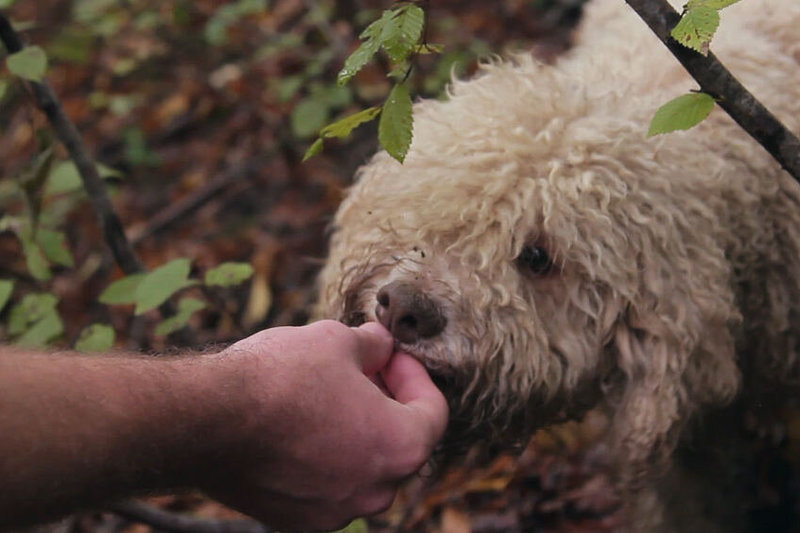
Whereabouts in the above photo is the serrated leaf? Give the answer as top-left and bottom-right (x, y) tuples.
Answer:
(0, 280), (14, 313)
(8, 293), (59, 336)
(134, 258), (196, 315)
(320, 106), (381, 139)
(302, 138), (325, 162)
(155, 298), (206, 336)
(379, 83), (413, 163)
(36, 228), (74, 267)
(291, 98), (329, 139)
(687, 0), (741, 9)
(337, 38), (381, 86)
(671, 7), (719, 55)
(648, 92), (716, 136)
(75, 323), (115, 352)
(99, 273), (147, 305)
(204, 262), (255, 287)
(16, 309), (63, 347)
(381, 5), (425, 63)
(6, 46), (48, 83)
(359, 9), (394, 40)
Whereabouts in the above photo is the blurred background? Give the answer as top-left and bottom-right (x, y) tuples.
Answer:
(0, 1), (635, 531)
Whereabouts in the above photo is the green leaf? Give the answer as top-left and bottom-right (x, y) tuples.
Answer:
(134, 258), (196, 315)
(337, 38), (381, 86)
(648, 92), (716, 136)
(0, 78), (8, 101)
(320, 106), (381, 139)
(155, 298), (206, 336)
(16, 309), (63, 347)
(379, 83), (413, 163)
(291, 98), (330, 139)
(36, 228), (74, 267)
(414, 43), (445, 55)
(46, 161), (123, 196)
(671, 6), (719, 55)
(334, 519), (369, 533)
(302, 138), (325, 162)
(381, 5), (425, 63)
(75, 323), (115, 352)
(99, 273), (147, 305)
(6, 46), (48, 83)
(687, 0), (741, 9)
(204, 262), (254, 287)
(0, 279), (14, 313)
(8, 293), (59, 336)
(22, 238), (52, 281)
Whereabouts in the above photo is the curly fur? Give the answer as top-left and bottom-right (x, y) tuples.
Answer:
(316, 0), (800, 497)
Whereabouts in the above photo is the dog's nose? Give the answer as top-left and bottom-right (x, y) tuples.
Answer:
(375, 281), (446, 344)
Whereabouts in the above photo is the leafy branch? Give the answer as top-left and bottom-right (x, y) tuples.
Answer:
(0, 11), (256, 346)
(628, 0), (800, 183)
(304, 1), (439, 164)
(0, 12), (145, 275)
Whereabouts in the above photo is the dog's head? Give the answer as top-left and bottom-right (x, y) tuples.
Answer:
(316, 57), (741, 475)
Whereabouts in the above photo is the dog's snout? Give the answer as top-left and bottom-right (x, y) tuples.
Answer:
(375, 281), (446, 343)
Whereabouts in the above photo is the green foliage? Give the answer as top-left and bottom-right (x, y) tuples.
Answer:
(0, 280), (14, 313)
(36, 228), (75, 268)
(308, 2), (434, 163)
(302, 106), (381, 160)
(648, 92), (716, 136)
(99, 273), (147, 305)
(334, 519), (369, 533)
(45, 161), (123, 196)
(155, 298), (206, 336)
(6, 46), (48, 82)
(204, 262), (255, 287)
(75, 324), (115, 352)
(134, 258), (196, 315)
(0, 78), (8, 102)
(379, 83), (413, 163)
(671, 0), (741, 55)
(8, 293), (63, 347)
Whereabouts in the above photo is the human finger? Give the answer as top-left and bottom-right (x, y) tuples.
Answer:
(381, 352), (449, 443)
(348, 321), (394, 374)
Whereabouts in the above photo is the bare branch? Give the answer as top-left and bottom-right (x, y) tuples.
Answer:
(624, 0), (800, 183)
(0, 12), (144, 276)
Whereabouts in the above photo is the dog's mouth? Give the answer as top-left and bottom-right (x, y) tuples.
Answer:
(342, 310), (367, 327)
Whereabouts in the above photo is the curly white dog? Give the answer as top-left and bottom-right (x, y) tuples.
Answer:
(317, 0), (800, 529)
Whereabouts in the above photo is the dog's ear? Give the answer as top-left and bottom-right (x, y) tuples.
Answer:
(609, 261), (741, 483)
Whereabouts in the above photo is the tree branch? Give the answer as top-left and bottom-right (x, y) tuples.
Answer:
(0, 12), (144, 275)
(108, 500), (272, 533)
(624, 0), (800, 184)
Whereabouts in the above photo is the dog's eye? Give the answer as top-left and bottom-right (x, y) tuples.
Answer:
(517, 245), (553, 275)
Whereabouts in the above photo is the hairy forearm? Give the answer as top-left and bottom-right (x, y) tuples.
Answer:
(0, 349), (229, 528)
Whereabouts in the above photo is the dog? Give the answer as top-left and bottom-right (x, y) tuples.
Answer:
(316, 0), (800, 529)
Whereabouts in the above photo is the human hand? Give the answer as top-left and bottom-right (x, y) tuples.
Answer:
(201, 320), (449, 531)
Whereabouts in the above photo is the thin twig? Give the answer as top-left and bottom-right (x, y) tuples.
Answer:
(109, 500), (272, 533)
(624, 0), (800, 183)
(0, 12), (144, 275)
